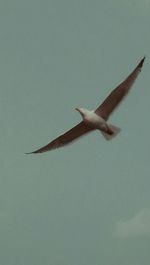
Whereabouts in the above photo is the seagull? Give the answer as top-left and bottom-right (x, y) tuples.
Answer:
(27, 57), (145, 154)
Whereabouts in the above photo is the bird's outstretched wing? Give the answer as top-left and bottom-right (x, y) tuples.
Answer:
(27, 122), (93, 154)
(95, 57), (145, 120)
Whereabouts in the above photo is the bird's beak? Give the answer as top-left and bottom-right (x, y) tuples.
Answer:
(75, 107), (79, 112)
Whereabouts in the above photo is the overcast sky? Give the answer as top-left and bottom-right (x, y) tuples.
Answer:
(0, 0), (150, 265)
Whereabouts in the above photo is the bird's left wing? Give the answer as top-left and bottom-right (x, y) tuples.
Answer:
(95, 57), (145, 120)
(27, 121), (93, 154)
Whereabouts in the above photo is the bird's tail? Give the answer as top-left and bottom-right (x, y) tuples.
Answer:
(101, 124), (121, 140)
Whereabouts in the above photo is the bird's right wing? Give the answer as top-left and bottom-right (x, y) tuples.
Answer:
(27, 121), (93, 154)
(95, 57), (145, 120)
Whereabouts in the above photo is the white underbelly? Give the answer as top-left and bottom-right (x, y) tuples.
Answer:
(84, 112), (106, 129)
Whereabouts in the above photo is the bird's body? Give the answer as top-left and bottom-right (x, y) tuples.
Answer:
(27, 57), (145, 154)
(76, 108), (104, 128)
(75, 108), (113, 134)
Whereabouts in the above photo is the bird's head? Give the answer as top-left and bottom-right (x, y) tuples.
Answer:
(75, 107), (87, 118)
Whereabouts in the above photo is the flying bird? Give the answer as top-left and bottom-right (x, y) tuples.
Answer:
(27, 57), (145, 154)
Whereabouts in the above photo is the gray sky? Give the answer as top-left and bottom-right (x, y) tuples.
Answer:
(0, 0), (150, 264)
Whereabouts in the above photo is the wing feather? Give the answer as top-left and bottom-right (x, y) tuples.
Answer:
(95, 57), (145, 120)
(27, 122), (93, 154)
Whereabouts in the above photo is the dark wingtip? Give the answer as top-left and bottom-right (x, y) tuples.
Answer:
(25, 150), (42, 154)
(25, 151), (36, 154)
(138, 56), (145, 68)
